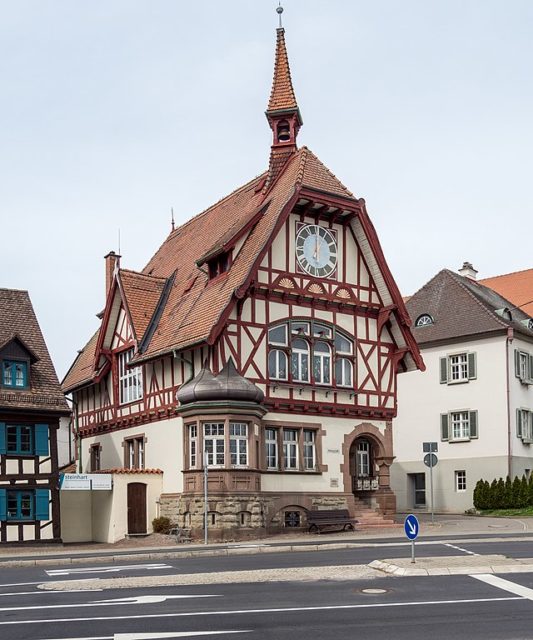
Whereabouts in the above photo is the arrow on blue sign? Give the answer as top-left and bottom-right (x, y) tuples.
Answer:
(404, 514), (419, 540)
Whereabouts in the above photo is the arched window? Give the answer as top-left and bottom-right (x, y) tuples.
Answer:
(415, 314), (434, 327)
(291, 338), (310, 382)
(268, 349), (288, 380)
(313, 341), (331, 385)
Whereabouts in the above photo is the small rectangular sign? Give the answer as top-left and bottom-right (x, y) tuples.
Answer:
(59, 473), (113, 491)
(423, 442), (438, 453)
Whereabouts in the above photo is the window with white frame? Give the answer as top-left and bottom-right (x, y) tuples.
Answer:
(265, 428), (278, 469)
(455, 470), (466, 492)
(267, 320), (354, 388)
(118, 348), (143, 404)
(204, 422), (225, 466)
(441, 410), (478, 442)
(125, 436), (144, 469)
(188, 424), (198, 468)
(515, 349), (533, 384)
(229, 422), (248, 466)
(283, 429), (298, 470)
(440, 352), (476, 384)
(291, 339), (310, 382)
(303, 430), (316, 470)
(517, 409), (533, 443)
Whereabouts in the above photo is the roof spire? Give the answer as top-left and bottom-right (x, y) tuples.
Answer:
(264, 6), (303, 189)
(171, 207), (175, 232)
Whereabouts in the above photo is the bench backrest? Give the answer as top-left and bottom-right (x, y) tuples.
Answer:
(308, 509), (351, 521)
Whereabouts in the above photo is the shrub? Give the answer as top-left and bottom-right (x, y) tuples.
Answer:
(152, 516), (172, 534)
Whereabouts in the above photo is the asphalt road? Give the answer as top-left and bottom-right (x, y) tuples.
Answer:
(3, 536), (533, 639)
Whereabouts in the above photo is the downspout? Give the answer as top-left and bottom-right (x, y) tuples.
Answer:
(506, 328), (513, 478)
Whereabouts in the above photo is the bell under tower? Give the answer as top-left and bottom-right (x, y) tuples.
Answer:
(265, 8), (303, 187)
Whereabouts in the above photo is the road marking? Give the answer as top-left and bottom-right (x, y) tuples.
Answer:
(0, 589), (101, 597)
(472, 574), (533, 599)
(0, 596), (522, 626)
(0, 593), (219, 613)
(45, 564), (172, 576)
(41, 632), (251, 640)
(444, 543), (479, 556)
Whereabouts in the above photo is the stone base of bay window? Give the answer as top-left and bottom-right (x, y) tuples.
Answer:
(159, 491), (357, 541)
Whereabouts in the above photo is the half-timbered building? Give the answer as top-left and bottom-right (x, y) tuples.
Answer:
(0, 289), (70, 543)
(62, 24), (423, 541)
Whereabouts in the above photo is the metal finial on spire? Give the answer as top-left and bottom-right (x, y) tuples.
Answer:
(171, 207), (175, 231)
(276, 2), (283, 28)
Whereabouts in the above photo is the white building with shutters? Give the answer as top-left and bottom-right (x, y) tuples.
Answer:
(391, 264), (533, 513)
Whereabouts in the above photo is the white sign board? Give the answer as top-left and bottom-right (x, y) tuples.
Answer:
(60, 473), (113, 491)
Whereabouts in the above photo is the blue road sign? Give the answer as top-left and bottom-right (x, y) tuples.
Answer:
(404, 514), (419, 540)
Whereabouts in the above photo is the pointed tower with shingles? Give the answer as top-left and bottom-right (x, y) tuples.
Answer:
(264, 26), (303, 189)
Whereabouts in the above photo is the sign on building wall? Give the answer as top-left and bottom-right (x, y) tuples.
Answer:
(59, 473), (113, 490)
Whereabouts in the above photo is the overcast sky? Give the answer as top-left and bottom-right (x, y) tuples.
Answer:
(2, 1), (532, 378)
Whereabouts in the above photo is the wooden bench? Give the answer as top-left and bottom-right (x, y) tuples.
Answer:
(169, 526), (192, 543)
(307, 509), (358, 534)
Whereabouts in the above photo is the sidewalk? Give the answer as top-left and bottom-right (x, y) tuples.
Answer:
(1, 514), (533, 568)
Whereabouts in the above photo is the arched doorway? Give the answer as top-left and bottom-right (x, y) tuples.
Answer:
(350, 437), (379, 495)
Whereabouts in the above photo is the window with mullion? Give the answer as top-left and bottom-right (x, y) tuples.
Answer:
(6, 425), (33, 455)
(2, 360), (28, 389)
(303, 430), (316, 470)
(204, 422), (225, 466)
(313, 341), (331, 385)
(7, 490), (33, 520)
(229, 422), (248, 466)
(451, 412), (470, 440)
(283, 429), (298, 470)
(118, 348), (143, 404)
(291, 339), (310, 382)
(188, 424), (198, 468)
(450, 353), (468, 382)
(265, 428), (278, 469)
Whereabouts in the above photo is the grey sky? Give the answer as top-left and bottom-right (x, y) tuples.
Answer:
(1, 1), (532, 377)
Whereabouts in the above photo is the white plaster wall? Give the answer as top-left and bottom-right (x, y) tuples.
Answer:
(392, 335), (509, 512)
(61, 491), (93, 543)
(81, 416), (183, 494)
(57, 417), (73, 468)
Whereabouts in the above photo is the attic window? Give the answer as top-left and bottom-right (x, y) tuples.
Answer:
(415, 314), (434, 328)
(208, 252), (230, 280)
(529, 320), (533, 332)
(2, 360), (28, 389)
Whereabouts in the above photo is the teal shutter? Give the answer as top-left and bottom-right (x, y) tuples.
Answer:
(515, 349), (521, 378)
(441, 414), (449, 441)
(517, 409), (523, 438)
(35, 489), (50, 521)
(439, 358), (448, 384)
(0, 422), (5, 455)
(469, 411), (478, 439)
(0, 489), (6, 520)
(468, 353), (477, 380)
(34, 424), (49, 456)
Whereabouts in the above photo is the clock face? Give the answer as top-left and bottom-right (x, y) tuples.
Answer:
(295, 224), (337, 278)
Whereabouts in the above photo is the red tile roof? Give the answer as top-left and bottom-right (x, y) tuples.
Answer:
(119, 269), (167, 342)
(0, 288), (70, 413)
(480, 269), (533, 316)
(96, 468), (163, 475)
(267, 28), (299, 114)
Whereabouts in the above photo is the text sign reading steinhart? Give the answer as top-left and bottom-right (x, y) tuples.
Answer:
(404, 514), (419, 540)
(59, 473), (113, 491)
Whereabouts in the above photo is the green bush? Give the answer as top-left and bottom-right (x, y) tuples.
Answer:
(152, 516), (172, 534)
(475, 474), (533, 510)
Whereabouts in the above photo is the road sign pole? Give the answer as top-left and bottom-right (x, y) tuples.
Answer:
(411, 539), (415, 563)
(430, 458), (434, 525)
(204, 450), (208, 545)
(404, 514), (419, 563)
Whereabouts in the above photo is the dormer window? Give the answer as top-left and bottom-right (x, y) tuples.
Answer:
(2, 360), (28, 389)
(208, 252), (230, 280)
(415, 314), (434, 327)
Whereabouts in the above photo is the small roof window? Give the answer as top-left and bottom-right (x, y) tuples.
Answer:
(415, 314), (434, 328)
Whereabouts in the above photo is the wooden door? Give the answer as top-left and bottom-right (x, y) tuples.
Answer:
(127, 482), (147, 534)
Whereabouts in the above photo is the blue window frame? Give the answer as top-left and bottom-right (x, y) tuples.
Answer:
(2, 360), (28, 388)
(0, 488), (50, 521)
(0, 423), (49, 456)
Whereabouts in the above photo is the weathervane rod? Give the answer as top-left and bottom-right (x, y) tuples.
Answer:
(277, 2), (283, 28)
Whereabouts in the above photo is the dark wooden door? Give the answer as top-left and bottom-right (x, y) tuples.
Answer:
(127, 482), (147, 534)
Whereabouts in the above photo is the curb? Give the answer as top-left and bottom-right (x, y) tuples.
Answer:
(368, 559), (533, 576)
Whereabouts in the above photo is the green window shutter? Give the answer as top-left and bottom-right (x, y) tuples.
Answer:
(34, 424), (49, 456)
(468, 353), (477, 380)
(0, 488), (6, 521)
(529, 355), (533, 382)
(441, 414), (449, 441)
(439, 357), (448, 384)
(35, 489), (50, 521)
(517, 408), (523, 438)
(0, 422), (5, 455)
(515, 349), (521, 378)
(469, 411), (478, 439)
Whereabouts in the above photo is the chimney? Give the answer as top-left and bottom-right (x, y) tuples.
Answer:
(104, 251), (121, 297)
(458, 261), (478, 281)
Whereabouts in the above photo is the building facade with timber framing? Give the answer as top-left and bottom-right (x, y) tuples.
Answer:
(0, 288), (70, 543)
(62, 23), (424, 541)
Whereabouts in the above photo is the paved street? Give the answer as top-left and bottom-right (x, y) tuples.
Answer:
(3, 530), (533, 639)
